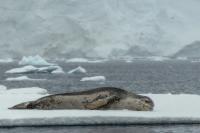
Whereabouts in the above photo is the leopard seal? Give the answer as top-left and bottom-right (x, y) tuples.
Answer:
(10, 87), (154, 111)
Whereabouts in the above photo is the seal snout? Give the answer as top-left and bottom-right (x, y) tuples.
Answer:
(140, 96), (154, 111)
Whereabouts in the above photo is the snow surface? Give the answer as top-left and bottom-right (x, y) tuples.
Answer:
(5, 87), (48, 95)
(80, 76), (106, 82)
(0, 85), (7, 92)
(6, 65), (64, 74)
(0, 86), (200, 126)
(6, 76), (46, 81)
(68, 66), (87, 74)
(19, 55), (53, 66)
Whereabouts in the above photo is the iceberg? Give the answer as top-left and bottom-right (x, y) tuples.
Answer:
(6, 65), (64, 74)
(0, 58), (13, 63)
(6, 76), (46, 81)
(0, 89), (200, 126)
(68, 66), (87, 74)
(80, 76), (106, 82)
(19, 55), (53, 66)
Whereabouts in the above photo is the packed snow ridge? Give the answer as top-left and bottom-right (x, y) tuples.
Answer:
(6, 76), (46, 81)
(1, 85), (200, 126)
(80, 76), (106, 82)
(68, 66), (87, 74)
(6, 65), (65, 74)
(19, 55), (54, 66)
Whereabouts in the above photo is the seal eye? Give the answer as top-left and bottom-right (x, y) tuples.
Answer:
(143, 98), (151, 103)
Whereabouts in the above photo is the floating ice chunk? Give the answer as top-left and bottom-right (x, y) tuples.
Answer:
(19, 55), (53, 66)
(6, 65), (38, 74)
(126, 60), (132, 63)
(66, 58), (105, 63)
(7, 87), (48, 95)
(6, 76), (46, 81)
(6, 65), (64, 74)
(68, 66), (87, 74)
(37, 66), (58, 73)
(147, 56), (170, 61)
(80, 76), (106, 82)
(0, 58), (13, 63)
(51, 66), (65, 74)
(6, 76), (31, 81)
(176, 57), (188, 60)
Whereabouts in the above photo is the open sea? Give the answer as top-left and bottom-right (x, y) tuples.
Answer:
(1, 60), (200, 133)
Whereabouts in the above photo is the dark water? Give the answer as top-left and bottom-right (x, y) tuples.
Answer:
(1, 125), (200, 133)
(1, 60), (200, 132)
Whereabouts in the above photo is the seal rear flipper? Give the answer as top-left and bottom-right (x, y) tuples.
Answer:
(83, 95), (120, 110)
(9, 101), (33, 109)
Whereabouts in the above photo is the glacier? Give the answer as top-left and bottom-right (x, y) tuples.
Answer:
(0, 0), (200, 58)
(1, 85), (200, 126)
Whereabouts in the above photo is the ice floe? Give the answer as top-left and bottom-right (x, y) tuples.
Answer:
(0, 89), (200, 126)
(146, 56), (170, 61)
(0, 58), (13, 63)
(6, 76), (46, 81)
(19, 55), (53, 66)
(6, 65), (64, 74)
(80, 76), (106, 82)
(176, 57), (188, 61)
(68, 66), (87, 74)
(66, 58), (105, 63)
(51, 66), (65, 74)
(6, 65), (38, 74)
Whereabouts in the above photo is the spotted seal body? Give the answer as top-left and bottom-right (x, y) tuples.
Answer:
(10, 87), (154, 111)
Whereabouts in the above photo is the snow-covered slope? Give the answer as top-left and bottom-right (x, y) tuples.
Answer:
(173, 41), (200, 58)
(0, 0), (200, 58)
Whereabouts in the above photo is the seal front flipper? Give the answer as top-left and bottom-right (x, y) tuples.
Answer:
(82, 95), (120, 110)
